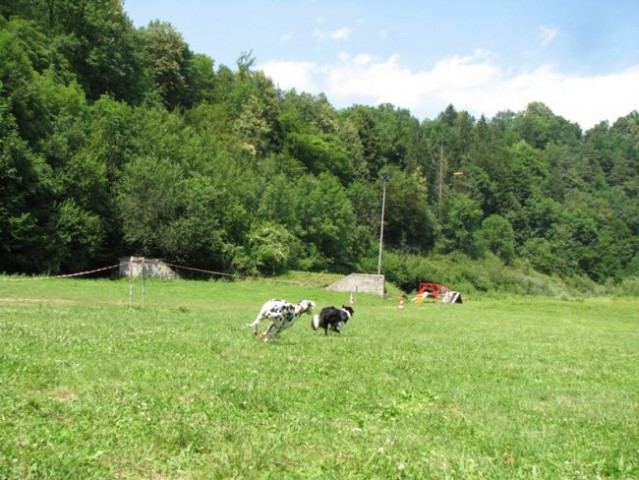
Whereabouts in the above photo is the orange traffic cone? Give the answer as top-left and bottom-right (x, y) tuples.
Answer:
(398, 297), (405, 311)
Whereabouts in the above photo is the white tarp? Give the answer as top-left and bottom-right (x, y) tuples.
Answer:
(441, 291), (463, 303)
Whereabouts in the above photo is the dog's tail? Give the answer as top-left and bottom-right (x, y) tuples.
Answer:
(311, 314), (320, 330)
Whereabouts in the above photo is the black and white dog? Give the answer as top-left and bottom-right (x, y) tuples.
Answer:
(248, 299), (315, 342)
(311, 305), (354, 335)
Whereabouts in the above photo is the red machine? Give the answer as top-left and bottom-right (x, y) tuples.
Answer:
(417, 282), (449, 299)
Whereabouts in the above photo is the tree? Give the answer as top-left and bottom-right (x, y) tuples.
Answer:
(45, 0), (147, 103)
(439, 193), (484, 258)
(0, 91), (56, 273)
(36, 70), (89, 167)
(336, 115), (367, 179)
(479, 214), (515, 264)
(0, 21), (47, 145)
(594, 218), (634, 282)
(235, 222), (301, 276)
(293, 173), (358, 271)
(522, 195), (562, 241)
(454, 165), (499, 217)
(53, 199), (103, 273)
(340, 105), (385, 178)
(559, 208), (600, 279)
(1, 16), (51, 74)
(285, 132), (354, 182)
(383, 167), (438, 254)
(233, 94), (272, 156)
(514, 102), (581, 149)
(117, 155), (185, 255)
(374, 104), (420, 167)
(522, 237), (565, 276)
(140, 20), (194, 110)
(278, 91), (338, 136)
(608, 112), (639, 193)
(86, 95), (135, 182)
(189, 53), (217, 104)
(228, 59), (280, 156)
(257, 174), (298, 231)
(508, 140), (548, 206)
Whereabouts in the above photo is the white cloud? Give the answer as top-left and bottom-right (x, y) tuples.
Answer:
(315, 26), (351, 41)
(324, 51), (501, 111)
(257, 60), (319, 92)
(438, 62), (639, 129)
(526, 25), (559, 56)
(538, 25), (559, 46)
(331, 27), (351, 41)
(279, 32), (292, 44)
(325, 53), (430, 106)
(260, 52), (639, 129)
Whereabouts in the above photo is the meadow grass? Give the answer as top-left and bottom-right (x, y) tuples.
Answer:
(0, 276), (637, 479)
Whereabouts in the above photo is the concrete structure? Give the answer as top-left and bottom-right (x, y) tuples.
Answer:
(119, 257), (179, 280)
(326, 273), (385, 297)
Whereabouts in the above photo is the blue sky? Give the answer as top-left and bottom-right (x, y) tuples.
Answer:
(124, 0), (639, 129)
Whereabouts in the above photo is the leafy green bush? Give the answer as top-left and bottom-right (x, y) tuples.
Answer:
(369, 249), (601, 297)
(614, 276), (639, 296)
(233, 222), (301, 276)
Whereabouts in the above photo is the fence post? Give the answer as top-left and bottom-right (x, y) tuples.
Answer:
(128, 256), (134, 309)
(141, 257), (145, 309)
(128, 256), (145, 309)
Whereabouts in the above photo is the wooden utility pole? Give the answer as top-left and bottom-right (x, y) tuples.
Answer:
(377, 173), (390, 275)
(438, 144), (446, 220)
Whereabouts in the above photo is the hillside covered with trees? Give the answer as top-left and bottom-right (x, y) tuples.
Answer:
(1, 1), (638, 292)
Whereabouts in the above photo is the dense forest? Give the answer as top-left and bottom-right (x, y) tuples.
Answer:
(1, 0), (638, 292)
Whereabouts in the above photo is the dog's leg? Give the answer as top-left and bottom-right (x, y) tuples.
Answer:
(258, 322), (270, 339)
(264, 327), (279, 342)
(248, 308), (268, 335)
(261, 322), (277, 341)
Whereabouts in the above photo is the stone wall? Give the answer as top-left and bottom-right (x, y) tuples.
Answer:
(119, 257), (179, 280)
(326, 273), (385, 297)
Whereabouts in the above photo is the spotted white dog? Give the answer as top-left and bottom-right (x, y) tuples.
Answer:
(248, 299), (315, 342)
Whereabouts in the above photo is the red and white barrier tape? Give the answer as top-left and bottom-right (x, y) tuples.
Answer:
(49, 264), (121, 279)
(2, 264), (120, 281)
(164, 263), (240, 279)
(2, 261), (243, 281)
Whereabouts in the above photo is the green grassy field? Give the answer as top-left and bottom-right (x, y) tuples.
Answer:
(1, 276), (637, 479)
